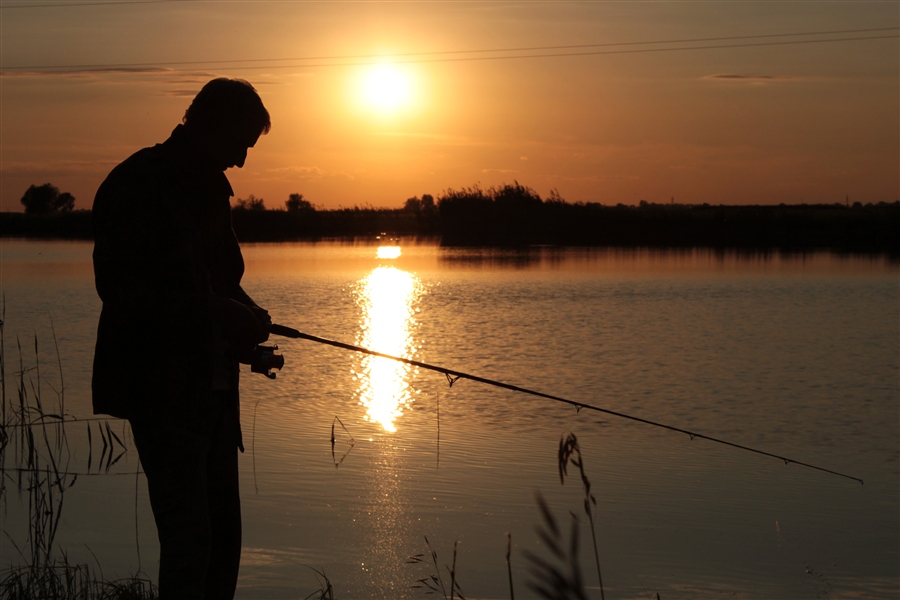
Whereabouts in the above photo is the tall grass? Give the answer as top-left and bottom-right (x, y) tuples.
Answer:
(408, 536), (465, 600)
(521, 433), (611, 599)
(0, 310), (336, 599)
(406, 432), (623, 600)
(524, 492), (589, 600)
(557, 433), (604, 599)
(0, 560), (156, 600)
(0, 310), (157, 600)
(302, 567), (335, 600)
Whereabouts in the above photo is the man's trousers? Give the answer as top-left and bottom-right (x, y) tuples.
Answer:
(129, 391), (241, 600)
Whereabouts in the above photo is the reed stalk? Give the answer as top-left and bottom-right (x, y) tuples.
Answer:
(506, 532), (515, 600)
(302, 566), (334, 600)
(408, 536), (466, 599)
(558, 433), (604, 600)
(524, 492), (588, 600)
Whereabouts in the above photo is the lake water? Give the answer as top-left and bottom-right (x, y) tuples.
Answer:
(0, 239), (897, 599)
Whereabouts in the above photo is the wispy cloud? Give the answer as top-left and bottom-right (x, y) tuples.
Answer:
(0, 67), (172, 78)
(704, 73), (802, 83)
(549, 173), (641, 184)
(0, 158), (118, 174)
(265, 165), (355, 181)
(155, 74), (223, 96)
(165, 89), (202, 98)
(374, 131), (491, 148)
(480, 168), (518, 174)
(0, 67), (227, 100)
(1, 69), (223, 95)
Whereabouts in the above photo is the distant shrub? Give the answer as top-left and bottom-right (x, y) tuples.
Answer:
(286, 193), (315, 213)
(20, 183), (75, 214)
(437, 182), (548, 244)
(233, 194), (266, 211)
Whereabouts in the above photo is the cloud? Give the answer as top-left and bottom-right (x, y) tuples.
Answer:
(165, 89), (203, 98)
(0, 69), (223, 98)
(704, 73), (801, 83)
(156, 74), (219, 93)
(0, 67), (173, 78)
(268, 166), (325, 177)
(374, 131), (491, 147)
(520, 156), (529, 161)
(265, 165), (355, 181)
(0, 159), (118, 174)
(480, 168), (518, 174)
(548, 173), (640, 183)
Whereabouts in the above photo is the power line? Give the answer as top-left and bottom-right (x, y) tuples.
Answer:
(241, 34), (898, 72)
(2, 0), (860, 7)
(5, 0), (899, 7)
(2, 27), (896, 74)
(3, 26), (895, 71)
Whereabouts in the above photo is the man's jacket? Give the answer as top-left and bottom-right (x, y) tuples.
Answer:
(92, 125), (256, 427)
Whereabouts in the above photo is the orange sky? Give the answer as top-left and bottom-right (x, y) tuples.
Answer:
(1, 1), (897, 211)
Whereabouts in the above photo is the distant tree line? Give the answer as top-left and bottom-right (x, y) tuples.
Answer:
(434, 183), (900, 253)
(228, 191), (439, 241)
(2, 181), (898, 255)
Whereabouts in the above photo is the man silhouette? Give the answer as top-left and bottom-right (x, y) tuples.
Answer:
(92, 78), (272, 599)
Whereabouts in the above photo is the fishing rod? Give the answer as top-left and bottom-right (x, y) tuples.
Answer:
(265, 324), (863, 485)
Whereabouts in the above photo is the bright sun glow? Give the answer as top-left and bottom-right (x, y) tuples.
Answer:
(361, 64), (412, 113)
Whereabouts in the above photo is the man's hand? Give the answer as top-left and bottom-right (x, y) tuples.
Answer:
(209, 296), (270, 348)
(249, 305), (272, 330)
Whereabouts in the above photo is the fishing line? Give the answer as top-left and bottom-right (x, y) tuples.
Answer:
(270, 324), (863, 485)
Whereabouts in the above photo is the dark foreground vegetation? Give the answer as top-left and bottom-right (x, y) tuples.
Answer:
(2, 183), (898, 254)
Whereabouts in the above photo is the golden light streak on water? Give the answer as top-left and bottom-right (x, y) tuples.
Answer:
(376, 245), (402, 259)
(354, 262), (422, 432)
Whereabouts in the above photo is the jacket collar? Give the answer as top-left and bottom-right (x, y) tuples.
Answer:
(161, 125), (235, 197)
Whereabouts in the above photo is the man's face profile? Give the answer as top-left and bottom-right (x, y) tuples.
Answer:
(223, 132), (260, 171)
(205, 126), (261, 171)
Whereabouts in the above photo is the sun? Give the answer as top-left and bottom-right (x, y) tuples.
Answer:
(360, 64), (413, 114)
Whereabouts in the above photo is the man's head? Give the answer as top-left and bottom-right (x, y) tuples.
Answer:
(183, 78), (271, 171)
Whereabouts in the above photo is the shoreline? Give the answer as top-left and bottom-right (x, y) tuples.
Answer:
(1, 202), (898, 255)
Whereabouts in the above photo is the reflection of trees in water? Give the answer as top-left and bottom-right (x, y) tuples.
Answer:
(438, 247), (546, 269)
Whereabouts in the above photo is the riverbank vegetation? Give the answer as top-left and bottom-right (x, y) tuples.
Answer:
(0, 310), (158, 599)
(2, 182), (898, 254)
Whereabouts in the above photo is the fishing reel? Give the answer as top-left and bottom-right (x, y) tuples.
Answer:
(248, 344), (284, 379)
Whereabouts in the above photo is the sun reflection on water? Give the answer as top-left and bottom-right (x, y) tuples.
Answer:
(354, 254), (422, 432)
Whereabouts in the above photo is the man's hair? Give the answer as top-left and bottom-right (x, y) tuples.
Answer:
(183, 78), (271, 136)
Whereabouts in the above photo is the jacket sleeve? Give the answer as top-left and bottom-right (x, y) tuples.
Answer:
(218, 194), (263, 310)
